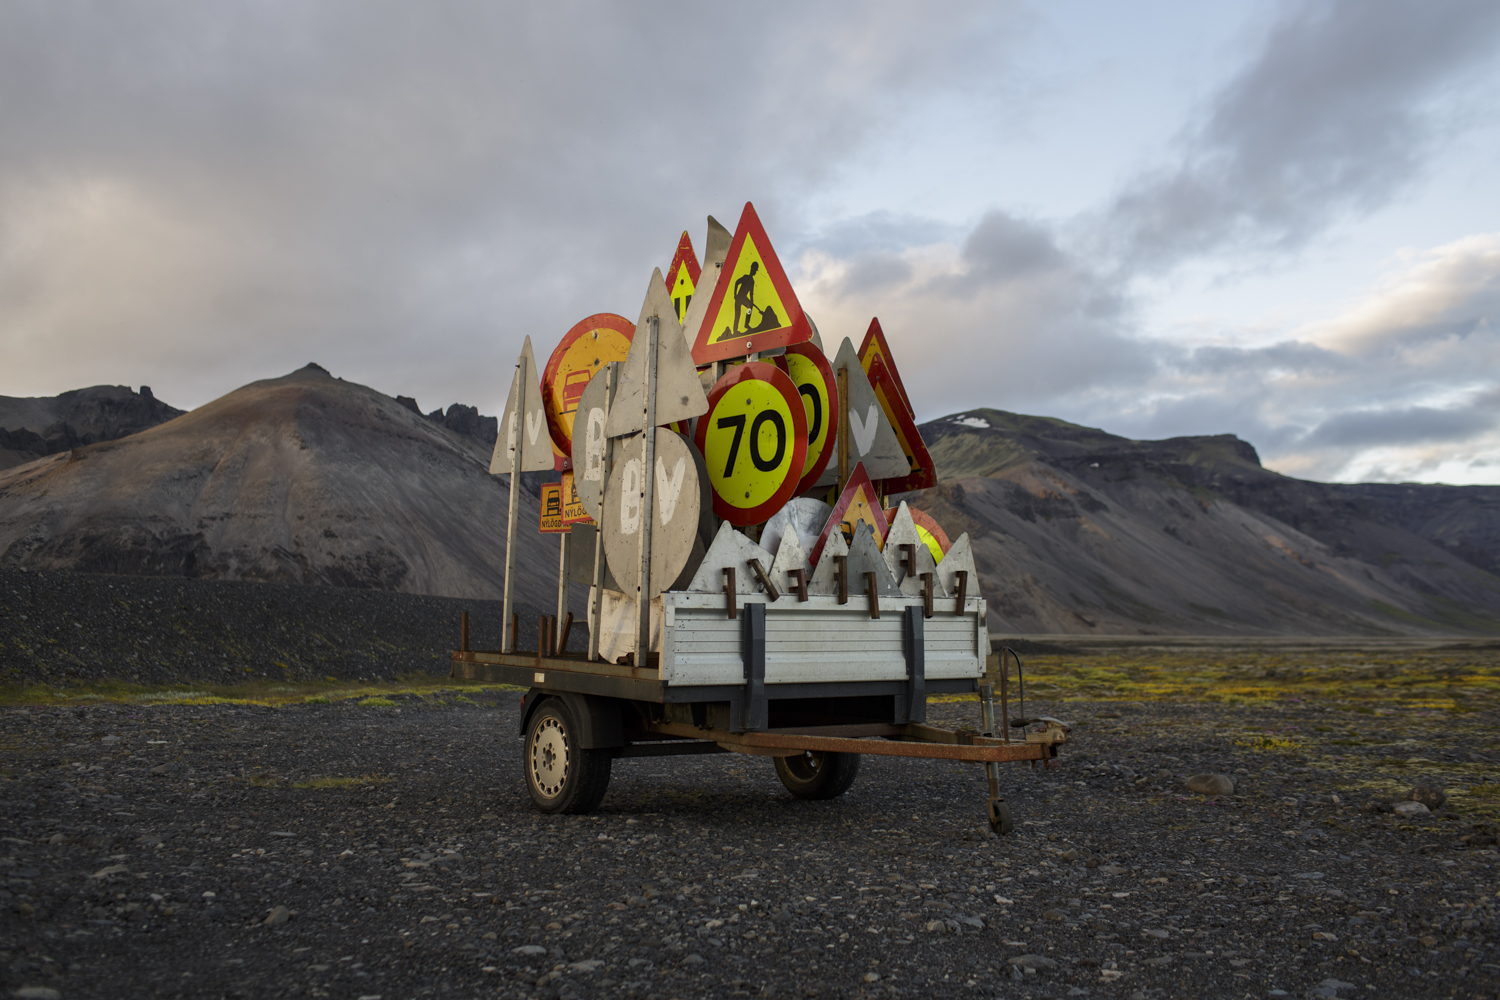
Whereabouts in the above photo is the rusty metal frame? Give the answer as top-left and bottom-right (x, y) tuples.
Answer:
(645, 720), (1055, 763)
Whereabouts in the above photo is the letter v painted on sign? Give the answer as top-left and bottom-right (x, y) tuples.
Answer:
(848, 404), (879, 456)
(655, 455), (686, 524)
(526, 409), (545, 446)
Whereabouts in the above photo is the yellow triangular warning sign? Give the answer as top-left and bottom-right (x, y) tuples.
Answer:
(691, 202), (811, 364)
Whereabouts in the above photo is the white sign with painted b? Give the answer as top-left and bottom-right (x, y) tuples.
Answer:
(602, 429), (701, 602)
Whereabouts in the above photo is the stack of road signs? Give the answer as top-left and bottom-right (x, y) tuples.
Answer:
(496, 202), (967, 660)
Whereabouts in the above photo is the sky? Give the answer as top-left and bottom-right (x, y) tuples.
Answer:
(2, 0), (1498, 485)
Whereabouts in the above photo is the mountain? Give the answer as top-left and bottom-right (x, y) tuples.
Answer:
(0, 364), (561, 605)
(903, 409), (1500, 637)
(0, 385), (184, 470)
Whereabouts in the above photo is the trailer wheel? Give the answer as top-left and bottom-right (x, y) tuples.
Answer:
(987, 798), (1014, 836)
(773, 750), (860, 800)
(524, 698), (612, 814)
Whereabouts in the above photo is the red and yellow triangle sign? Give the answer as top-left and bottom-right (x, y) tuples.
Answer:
(664, 231), (701, 322)
(810, 462), (890, 566)
(858, 317), (915, 417)
(866, 352), (937, 492)
(691, 202), (811, 364)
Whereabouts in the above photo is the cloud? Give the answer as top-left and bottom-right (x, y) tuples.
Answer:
(1102, 0), (1500, 267)
(0, 0), (1025, 409)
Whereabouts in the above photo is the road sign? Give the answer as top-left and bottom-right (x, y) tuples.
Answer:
(936, 532), (978, 602)
(686, 522), (776, 595)
(491, 335), (554, 474)
(570, 364), (615, 522)
(561, 471), (592, 525)
(817, 337), (907, 485)
(866, 353), (937, 491)
(884, 504), (950, 563)
(664, 231), (701, 322)
(857, 317), (915, 419)
(762, 496), (833, 565)
(539, 481), (566, 533)
(783, 343), (838, 494)
(605, 269), (709, 437)
(694, 361), (807, 525)
(809, 462), (889, 565)
(882, 502), (943, 597)
(602, 429), (701, 602)
(691, 202), (812, 364)
(541, 313), (634, 455)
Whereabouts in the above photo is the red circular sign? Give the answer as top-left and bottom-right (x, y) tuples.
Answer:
(694, 362), (808, 525)
(783, 342), (839, 494)
(541, 313), (635, 454)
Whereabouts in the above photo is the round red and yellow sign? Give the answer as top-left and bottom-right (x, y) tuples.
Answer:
(694, 362), (807, 525)
(783, 343), (838, 494)
(542, 313), (634, 454)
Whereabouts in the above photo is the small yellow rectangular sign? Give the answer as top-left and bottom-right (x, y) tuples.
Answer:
(561, 471), (593, 525)
(539, 482), (565, 533)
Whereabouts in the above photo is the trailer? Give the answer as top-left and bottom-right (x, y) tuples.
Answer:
(453, 205), (1069, 833)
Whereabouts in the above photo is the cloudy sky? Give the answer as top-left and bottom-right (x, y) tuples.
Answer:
(2, 0), (1498, 484)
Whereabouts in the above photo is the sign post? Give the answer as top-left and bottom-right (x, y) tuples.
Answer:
(588, 366), (615, 662)
(634, 316), (659, 663)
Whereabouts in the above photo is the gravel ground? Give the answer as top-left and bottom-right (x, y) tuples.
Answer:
(2, 692), (1497, 1000)
(0, 568), (580, 687)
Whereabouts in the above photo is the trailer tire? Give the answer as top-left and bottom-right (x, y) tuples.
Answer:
(524, 698), (612, 814)
(773, 750), (860, 800)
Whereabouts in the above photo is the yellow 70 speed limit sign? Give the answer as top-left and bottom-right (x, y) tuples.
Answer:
(694, 362), (808, 525)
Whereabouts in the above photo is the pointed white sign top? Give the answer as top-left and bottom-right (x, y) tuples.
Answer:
(815, 337), (907, 484)
(605, 269), (710, 438)
(491, 335), (553, 474)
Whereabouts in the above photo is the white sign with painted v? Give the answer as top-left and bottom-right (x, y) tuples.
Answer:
(816, 337), (907, 484)
(491, 335), (556, 474)
(602, 429), (701, 601)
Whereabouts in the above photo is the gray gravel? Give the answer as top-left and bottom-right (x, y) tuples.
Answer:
(2, 694), (1497, 1000)
(0, 567), (576, 687)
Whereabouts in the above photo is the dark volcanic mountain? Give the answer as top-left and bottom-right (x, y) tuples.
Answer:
(0, 364), (559, 604)
(0, 384), (185, 469)
(904, 409), (1500, 637)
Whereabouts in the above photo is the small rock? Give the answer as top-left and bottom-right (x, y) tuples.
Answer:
(1393, 801), (1430, 818)
(1154, 769), (1173, 783)
(47, 833), (65, 845)
(1184, 773), (1235, 796)
(1059, 850), (1079, 862)
(1084, 856), (1101, 868)
(263, 905), (290, 926)
(1067, 989), (1087, 997)
(1408, 785), (1446, 810)
(1460, 832), (1497, 846)
(1143, 956), (1173, 967)
(13, 988), (61, 1000)
(1142, 928), (1170, 939)
(924, 919), (946, 933)
(681, 954), (704, 966)
(1042, 909), (1067, 921)
(862, 972), (880, 983)
(568, 960), (604, 972)
(150, 764), (172, 775)
(513, 945), (547, 956)
(1007, 954), (1057, 970)
(90, 864), (128, 879)
(1099, 864), (1128, 876)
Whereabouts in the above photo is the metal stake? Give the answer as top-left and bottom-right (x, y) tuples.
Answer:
(500, 353), (525, 654)
(634, 317), (659, 664)
(588, 364), (616, 662)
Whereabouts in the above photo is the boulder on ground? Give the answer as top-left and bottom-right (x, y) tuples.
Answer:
(1184, 773), (1235, 796)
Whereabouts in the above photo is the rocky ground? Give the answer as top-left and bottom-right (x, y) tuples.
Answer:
(0, 568), (577, 688)
(2, 690), (1497, 1000)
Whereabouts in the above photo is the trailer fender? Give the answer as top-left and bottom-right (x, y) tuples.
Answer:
(518, 689), (625, 749)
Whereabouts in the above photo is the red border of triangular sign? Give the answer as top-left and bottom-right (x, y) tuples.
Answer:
(857, 317), (915, 419)
(664, 231), (701, 322)
(691, 202), (812, 365)
(866, 354), (937, 492)
(809, 462), (890, 566)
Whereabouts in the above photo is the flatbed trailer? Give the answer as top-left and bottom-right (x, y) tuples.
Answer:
(465, 209), (1070, 831)
(451, 592), (1067, 832)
